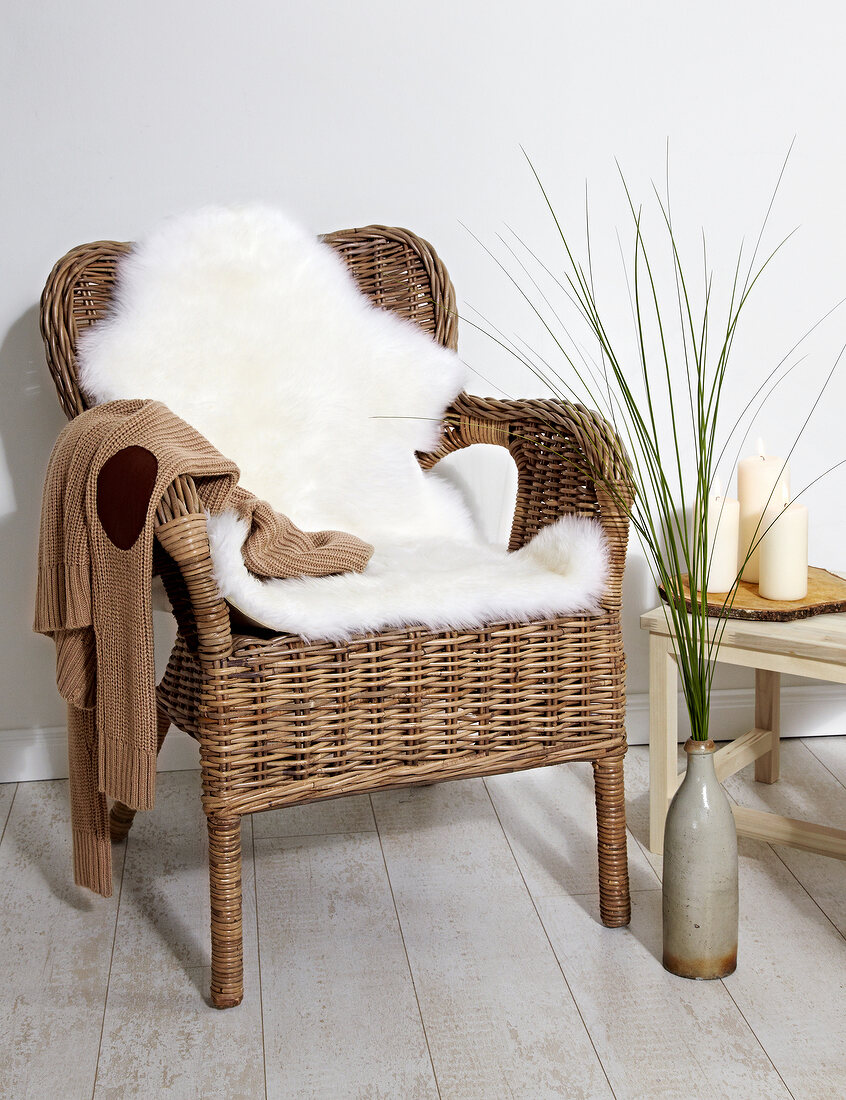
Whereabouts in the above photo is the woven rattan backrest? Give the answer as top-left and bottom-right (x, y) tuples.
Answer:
(40, 225), (458, 421)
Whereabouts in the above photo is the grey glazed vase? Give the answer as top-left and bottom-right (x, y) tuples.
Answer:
(662, 738), (738, 979)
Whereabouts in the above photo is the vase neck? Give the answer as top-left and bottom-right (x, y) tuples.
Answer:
(684, 738), (716, 756)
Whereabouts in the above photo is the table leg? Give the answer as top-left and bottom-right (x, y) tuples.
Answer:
(649, 632), (678, 855)
(754, 669), (781, 784)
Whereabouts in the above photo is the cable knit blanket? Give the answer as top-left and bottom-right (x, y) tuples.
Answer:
(35, 399), (371, 896)
(77, 204), (609, 638)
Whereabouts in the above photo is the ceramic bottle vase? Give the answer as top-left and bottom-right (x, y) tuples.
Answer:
(662, 738), (738, 979)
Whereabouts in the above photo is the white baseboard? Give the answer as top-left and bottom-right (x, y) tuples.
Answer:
(0, 725), (200, 784)
(2, 684), (845, 783)
(624, 682), (846, 746)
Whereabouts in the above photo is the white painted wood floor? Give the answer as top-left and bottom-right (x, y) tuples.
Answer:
(2, 738), (846, 1099)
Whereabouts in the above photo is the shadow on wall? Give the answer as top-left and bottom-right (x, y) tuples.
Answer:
(0, 302), (180, 750)
(0, 304), (69, 727)
(620, 550), (654, 692)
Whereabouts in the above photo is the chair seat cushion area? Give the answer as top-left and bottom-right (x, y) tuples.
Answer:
(207, 508), (609, 640)
(77, 204), (610, 640)
(158, 611), (626, 817)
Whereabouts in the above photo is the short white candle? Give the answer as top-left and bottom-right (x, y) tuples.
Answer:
(758, 487), (808, 601)
(705, 478), (740, 593)
(737, 438), (790, 582)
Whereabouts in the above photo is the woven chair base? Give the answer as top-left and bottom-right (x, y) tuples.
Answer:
(159, 615), (627, 811)
(155, 615), (630, 1006)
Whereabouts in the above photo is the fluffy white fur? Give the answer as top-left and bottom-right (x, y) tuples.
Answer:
(78, 204), (609, 640)
(206, 512), (608, 640)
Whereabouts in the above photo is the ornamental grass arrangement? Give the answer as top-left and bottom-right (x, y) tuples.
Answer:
(468, 148), (844, 745)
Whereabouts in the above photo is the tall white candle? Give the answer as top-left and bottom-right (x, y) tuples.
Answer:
(737, 438), (790, 582)
(705, 478), (740, 593)
(758, 487), (808, 601)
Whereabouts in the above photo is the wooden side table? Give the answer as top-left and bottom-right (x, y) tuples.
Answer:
(641, 605), (846, 858)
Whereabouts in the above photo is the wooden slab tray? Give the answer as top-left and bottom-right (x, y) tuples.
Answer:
(660, 567), (846, 622)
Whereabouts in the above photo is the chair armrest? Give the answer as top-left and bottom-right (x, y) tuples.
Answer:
(153, 475), (233, 662)
(420, 393), (633, 612)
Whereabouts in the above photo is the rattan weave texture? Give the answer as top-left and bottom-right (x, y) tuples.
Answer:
(41, 223), (632, 1008)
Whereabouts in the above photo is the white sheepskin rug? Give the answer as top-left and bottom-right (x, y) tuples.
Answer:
(78, 204), (608, 640)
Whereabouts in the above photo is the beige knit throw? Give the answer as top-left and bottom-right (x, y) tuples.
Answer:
(34, 399), (373, 897)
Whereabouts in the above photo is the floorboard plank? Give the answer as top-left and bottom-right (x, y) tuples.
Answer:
(93, 771), (265, 1100)
(803, 733), (846, 788)
(252, 792), (375, 839)
(723, 839), (846, 1099)
(255, 828), (438, 1099)
(724, 739), (846, 937)
(537, 888), (790, 1100)
(373, 779), (613, 1099)
(0, 781), (16, 843)
(0, 780), (123, 1100)
(486, 760), (659, 897)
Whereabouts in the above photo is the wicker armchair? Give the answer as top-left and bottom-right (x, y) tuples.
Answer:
(40, 225), (633, 1009)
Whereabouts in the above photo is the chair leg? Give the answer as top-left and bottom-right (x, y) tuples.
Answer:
(593, 753), (631, 927)
(109, 707), (171, 841)
(208, 814), (244, 1009)
(109, 800), (138, 842)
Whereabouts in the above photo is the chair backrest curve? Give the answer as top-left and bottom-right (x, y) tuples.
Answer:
(40, 224), (458, 421)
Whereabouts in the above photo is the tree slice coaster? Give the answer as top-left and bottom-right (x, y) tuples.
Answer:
(660, 567), (846, 622)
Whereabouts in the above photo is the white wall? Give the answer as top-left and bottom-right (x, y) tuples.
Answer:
(4, 0), (846, 778)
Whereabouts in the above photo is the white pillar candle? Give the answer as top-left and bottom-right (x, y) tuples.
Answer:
(758, 488), (808, 601)
(737, 438), (790, 582)
(705, 478), (740, 593)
